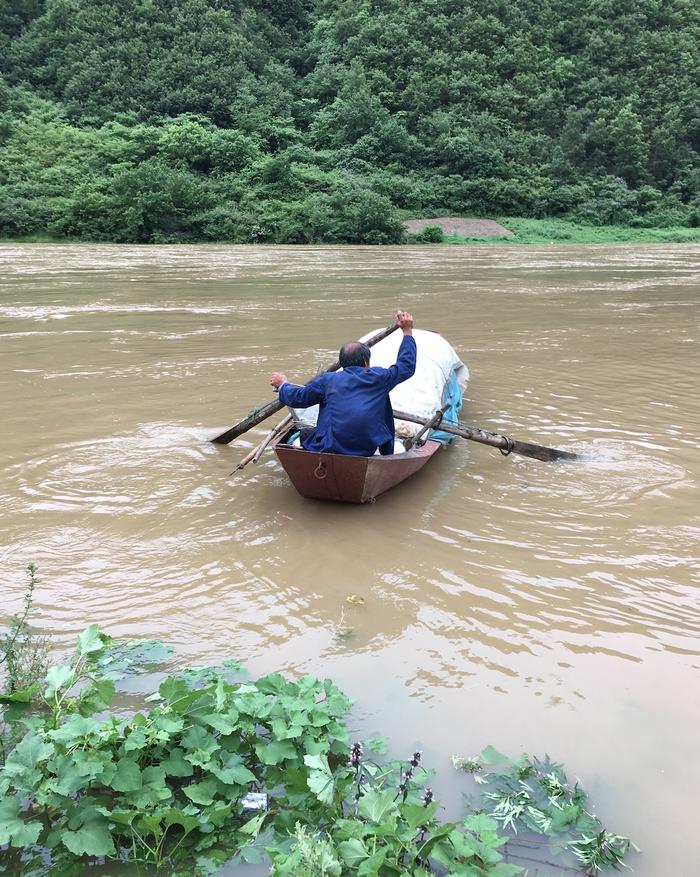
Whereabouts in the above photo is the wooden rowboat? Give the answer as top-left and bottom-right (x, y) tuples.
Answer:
(273, 428), (442, 503)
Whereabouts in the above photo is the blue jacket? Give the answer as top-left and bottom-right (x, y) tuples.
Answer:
(279, 334), (417, 456)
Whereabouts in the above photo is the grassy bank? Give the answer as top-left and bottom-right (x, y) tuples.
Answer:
(443, 217), (700, 244)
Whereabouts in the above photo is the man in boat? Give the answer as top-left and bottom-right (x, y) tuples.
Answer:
(270, 310), (416, 456)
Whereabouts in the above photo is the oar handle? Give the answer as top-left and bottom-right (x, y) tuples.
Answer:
(212, 321), (400, 444)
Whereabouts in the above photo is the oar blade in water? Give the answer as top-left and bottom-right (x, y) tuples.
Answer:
(508, 438), (581, 462)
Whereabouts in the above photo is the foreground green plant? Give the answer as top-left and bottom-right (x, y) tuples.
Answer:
(0, 563), (49, 697)
(0, 627), (637, 876)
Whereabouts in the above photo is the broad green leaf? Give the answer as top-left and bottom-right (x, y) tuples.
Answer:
(0, 796), (43, 847)
(338, 837), (368, 866)
(161, 746), (194, 777)
(357, 847), (387, 876)
(550, 802), (582, 831)
(463, 813), (500, 835)
(210, 752), (256, 786)
(182, 725), (220, 767)
(400, 801), (439, 830)
(201, 711), (239, 735)
(98, 806), (135, 827)
(256, 672), (286, 694)
(202, 799), (231, 828)
(71, 749), (114, 782)
(234, 689), (272, 719)
(77, 624), (105, 657)
(304, 753), (330, 772)
(4, 731), (54, 779)
(448, 828), (478, 859)
(47, 754), (88, 796)
(413, 821), (454, 862)
(255, 738), (297, 765)
(363, 735), (388, 754)
(163, 808), (200, 833)
(126, 765), (171, 809)
(184, 779), (218, 805)
(137, 812), (165, 840)
(110, 757), (142, 792)
(196, 851), (230, 874)
(302, 737), (330, 757)
(239, 812), (266, 837)
(95, 638), (172, 680)
(78, 678), (116, 713)
(215, 675), (227, 711)
(159, 676), (200, 709)
(481, 745), (509, 766)
(153, 714), (185, 735)
(270, 718), (305, 740)
(61, 812), (116, 857)
(49, 715), (101, 746)
(123, 726), (148, 751)
(357, 788), (399, 824)
(304, 753), (334, 805)
(322, 679), (352, 714)
(44, 665), (74, 699)
(328, 721), (350, 745)
(94, 678), (117, 705)
(239, 843), (266, 864)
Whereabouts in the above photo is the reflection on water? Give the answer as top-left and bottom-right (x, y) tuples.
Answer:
(1, 243), (699, 876)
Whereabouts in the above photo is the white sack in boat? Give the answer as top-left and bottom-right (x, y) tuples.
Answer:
(289, 329), (469, 439)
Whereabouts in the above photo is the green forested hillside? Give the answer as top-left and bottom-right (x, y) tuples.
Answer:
(1, 0), (698, 242)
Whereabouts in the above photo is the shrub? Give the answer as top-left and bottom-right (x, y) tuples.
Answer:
(0, 564), (48, 696)
(414, 224), (444, 242)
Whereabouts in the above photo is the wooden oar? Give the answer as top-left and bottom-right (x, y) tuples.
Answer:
(211, 321), (400, 444)
(403, 405), (449, 451)
(229, 414), (294, 474)
(393, 409), (581, 462)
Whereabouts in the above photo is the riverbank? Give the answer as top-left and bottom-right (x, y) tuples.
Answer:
(3, 217), (700, 246)
(402, 215), (700, 244)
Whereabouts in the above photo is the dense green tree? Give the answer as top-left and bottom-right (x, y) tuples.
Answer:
(0, 0), (697, 241)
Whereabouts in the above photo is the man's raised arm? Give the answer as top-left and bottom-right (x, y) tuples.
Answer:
(386, 309), (417, 388)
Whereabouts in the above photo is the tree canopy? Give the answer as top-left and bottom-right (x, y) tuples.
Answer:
(1, 0), (698, 242)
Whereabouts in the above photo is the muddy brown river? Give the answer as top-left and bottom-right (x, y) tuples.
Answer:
(1, 244), (699, 875)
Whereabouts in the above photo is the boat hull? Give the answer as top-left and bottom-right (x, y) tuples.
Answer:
(273, 436), (442, 503)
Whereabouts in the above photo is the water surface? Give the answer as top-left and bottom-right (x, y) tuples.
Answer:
(1, 244), (699, 875)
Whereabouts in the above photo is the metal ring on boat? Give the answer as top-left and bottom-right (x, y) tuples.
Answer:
(314, 461), (328, 479)
(499, 436), (515, 456)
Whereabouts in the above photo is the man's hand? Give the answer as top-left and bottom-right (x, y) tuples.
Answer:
(396, 310), (414, 334)
(270, 372), (288, 391)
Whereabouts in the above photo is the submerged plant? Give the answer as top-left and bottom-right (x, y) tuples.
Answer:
(570, 829), (635, 872)
(454, 749), (639, 874)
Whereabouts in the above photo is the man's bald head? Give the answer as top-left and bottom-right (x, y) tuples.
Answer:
(339, 341), (371, 368)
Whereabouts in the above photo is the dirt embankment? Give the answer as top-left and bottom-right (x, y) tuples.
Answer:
(403, 217), (513, 238)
